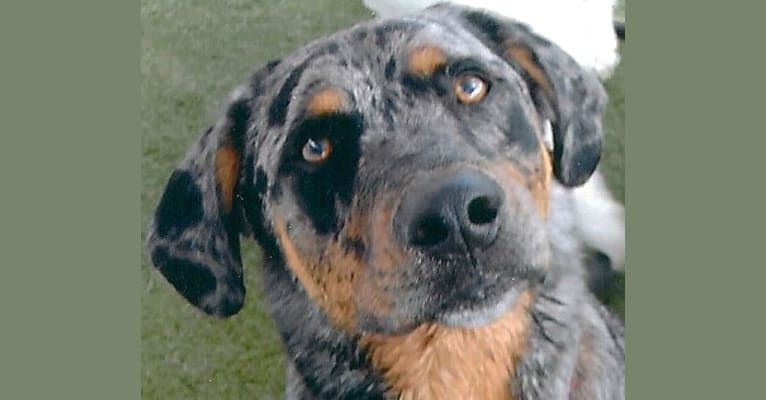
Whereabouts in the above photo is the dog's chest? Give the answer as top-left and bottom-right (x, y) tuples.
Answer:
(360, 291), (533, 400)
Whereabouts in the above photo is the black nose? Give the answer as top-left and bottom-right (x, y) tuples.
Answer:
(395, 170), (504, 257)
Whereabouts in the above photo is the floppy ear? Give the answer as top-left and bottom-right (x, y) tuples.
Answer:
(433, 5), (608, 187)
(147, 86), (253, 317)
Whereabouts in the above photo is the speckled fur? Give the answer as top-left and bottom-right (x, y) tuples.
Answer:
(147, 4), (624, 399)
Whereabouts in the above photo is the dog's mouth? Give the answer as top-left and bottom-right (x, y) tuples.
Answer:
(433, 282), (529, 328)
(401, 247), (536, 329)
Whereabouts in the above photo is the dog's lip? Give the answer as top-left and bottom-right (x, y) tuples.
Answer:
(435, 285), (525, 329)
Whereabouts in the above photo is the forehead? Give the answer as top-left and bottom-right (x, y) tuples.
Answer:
(268, 17), (507, 102)
(250, 16), (537, 170)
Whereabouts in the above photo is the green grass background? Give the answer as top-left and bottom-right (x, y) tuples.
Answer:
(141, 1), (625, 398)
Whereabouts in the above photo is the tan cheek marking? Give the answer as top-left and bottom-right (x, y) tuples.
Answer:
(321, 242), (364, 331)
(360, 289), (534, 400)
(534, 145), (553, 217)
(215, 145), (240, 213)
(408, 46), (447, 77)
(272, 213), (359, 331)
(352, 203), (405, 319)
(274, 202), (409, 332)
(489, 155), (552, 218)
(272, 213), (324, 302)
(506, 44), (554, 99)
(368, 204), (406, 272)
(306, 87), (347, 117)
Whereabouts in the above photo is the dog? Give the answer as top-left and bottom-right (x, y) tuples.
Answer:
(147, 4), (625, 399)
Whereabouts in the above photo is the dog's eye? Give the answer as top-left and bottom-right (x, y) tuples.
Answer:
(302, 137), (333, 163)
(454, 74), (488, 104)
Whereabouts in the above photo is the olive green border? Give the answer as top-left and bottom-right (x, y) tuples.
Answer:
(626, 1), (764, 398)
(0, 1), (139, 398)
(2, 0), (764, 398)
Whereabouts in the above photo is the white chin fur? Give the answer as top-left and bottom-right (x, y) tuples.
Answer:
(437, 287), (523, 328)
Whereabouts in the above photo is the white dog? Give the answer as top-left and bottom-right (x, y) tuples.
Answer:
(362, 0), (626, 273)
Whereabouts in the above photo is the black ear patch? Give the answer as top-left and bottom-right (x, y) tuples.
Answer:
(449, 7), (608, 187)
(154, 170), (204, 239)
(150, 247), (218, 311)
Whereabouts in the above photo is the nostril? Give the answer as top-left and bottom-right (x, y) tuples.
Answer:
(411, 215), (450, 247)
(467, 196), (499, 225)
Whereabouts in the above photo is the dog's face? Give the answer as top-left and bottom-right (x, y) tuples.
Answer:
(147, 4), (606, 335)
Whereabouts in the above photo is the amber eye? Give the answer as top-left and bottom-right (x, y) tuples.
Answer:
(302, 137), (333, 163)
(454, 74), (488, 104)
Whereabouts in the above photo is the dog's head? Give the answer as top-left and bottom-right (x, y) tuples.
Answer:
(147, 4), (606, 334)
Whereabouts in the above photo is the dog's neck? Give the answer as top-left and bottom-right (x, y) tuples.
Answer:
(359, 290), (533, 400)
(262, 253), (591, 399)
